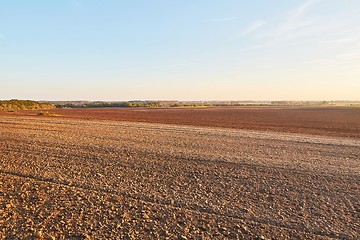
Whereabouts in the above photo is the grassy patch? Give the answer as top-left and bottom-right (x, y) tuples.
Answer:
(37, 112), (61, 117)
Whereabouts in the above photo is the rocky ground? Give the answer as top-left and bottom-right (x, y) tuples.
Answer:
(0, 114), (359, 239)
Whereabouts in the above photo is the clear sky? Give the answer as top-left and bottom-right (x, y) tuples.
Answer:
(1, 0), (359, 101)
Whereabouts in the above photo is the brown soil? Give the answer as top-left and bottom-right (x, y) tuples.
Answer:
(0, 114), (359, 239)
(2, 106), (358, 138)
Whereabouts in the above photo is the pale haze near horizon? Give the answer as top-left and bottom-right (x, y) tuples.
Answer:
(0, 0), (359, 101)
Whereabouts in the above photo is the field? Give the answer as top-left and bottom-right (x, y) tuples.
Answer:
(5, 106), (359, 138)
(0, 107), (359, 239)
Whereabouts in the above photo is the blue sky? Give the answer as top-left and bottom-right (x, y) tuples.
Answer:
(0, 0), (359, 101)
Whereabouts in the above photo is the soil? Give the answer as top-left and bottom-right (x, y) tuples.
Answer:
(1, 106), (358, 138)
(0, 107), (359, 239)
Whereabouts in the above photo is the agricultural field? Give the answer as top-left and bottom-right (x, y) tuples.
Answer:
(5, 106), (359, 138)
(0, 107), (359, 239)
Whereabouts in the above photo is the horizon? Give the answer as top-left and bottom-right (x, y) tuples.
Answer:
(0, 98), (360, 103)
(1, 1), (360, 101)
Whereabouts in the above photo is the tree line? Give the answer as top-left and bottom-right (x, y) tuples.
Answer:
(0, 99), (56, 111)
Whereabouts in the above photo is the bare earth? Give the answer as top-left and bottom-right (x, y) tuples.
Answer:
(2, 106), (360, 138)
(0, 107), (359, 239)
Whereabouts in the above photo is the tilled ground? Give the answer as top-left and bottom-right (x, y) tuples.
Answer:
(0, 116), (359, 239)
(1, 106), (359, 138)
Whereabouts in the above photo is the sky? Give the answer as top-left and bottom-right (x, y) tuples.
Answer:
(0, 0), (359, 101)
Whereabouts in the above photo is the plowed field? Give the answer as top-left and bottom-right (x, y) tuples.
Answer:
(0, 107), (359, 239)
(2, 106), (359, 138)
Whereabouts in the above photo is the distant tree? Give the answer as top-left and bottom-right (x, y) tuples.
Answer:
(0, 99), (56, 111)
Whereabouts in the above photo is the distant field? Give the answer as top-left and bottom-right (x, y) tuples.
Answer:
(1, 106), (359, 138)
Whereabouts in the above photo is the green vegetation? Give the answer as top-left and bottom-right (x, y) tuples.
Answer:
(0, 99), (56, 111)
(55, 101), (162, 108)
(37, 112), (61, 117)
